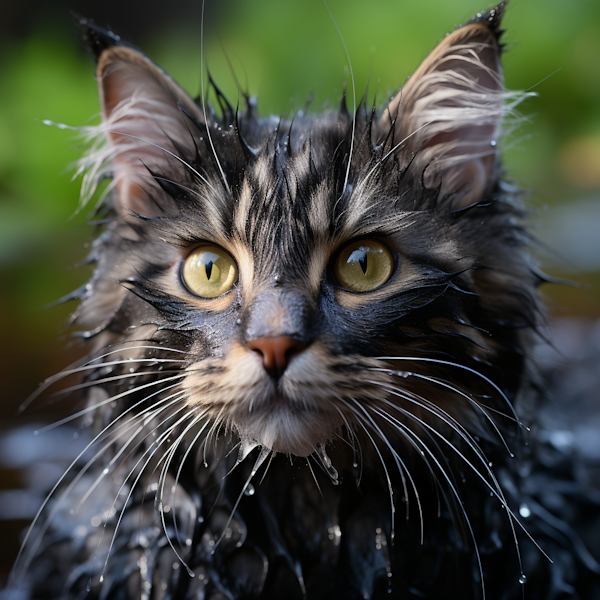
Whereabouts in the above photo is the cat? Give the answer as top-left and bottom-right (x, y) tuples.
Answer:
(9, 2), (600, 599)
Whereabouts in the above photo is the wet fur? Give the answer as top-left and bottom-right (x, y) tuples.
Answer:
(10, 3), (600, 600)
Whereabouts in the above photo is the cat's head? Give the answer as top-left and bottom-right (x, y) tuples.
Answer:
(75, 3), (538, 460)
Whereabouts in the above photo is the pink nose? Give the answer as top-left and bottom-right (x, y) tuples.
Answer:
(246, 336), (307, 379)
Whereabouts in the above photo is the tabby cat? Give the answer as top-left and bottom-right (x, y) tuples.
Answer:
(11, 3), (600, 599)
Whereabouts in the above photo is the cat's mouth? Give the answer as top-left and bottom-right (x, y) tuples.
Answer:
(182, 341), (394, 456)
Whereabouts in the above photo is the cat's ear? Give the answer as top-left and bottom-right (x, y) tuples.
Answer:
(381, 6), (507, 208)
(94, 40), (204, 216)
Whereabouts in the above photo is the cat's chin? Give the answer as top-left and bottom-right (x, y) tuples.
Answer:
(234, 401), (340, 457)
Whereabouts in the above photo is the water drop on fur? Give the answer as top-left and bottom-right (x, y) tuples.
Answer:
(519, 574), (527, 584)
(315, 443), (339, 484)
(244, 483), (255, 496)
(519, 503), (531, 518)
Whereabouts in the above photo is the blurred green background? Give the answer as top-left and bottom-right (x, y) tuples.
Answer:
(2, 0), (600, 419)
(0, 0), (599, 574)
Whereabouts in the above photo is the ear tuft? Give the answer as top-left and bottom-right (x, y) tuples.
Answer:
(379, 5), (525, 209)
(87, 45), (205, 218)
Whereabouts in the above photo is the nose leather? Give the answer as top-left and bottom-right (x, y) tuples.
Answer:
(246, 336), (307, 379)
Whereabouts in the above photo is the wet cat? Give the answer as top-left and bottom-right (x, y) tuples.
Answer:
(10, 2), (600, 599)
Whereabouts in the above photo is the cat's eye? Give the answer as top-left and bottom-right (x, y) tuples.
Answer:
(182, 245), (238, 298)
(333, 239), (394, 292)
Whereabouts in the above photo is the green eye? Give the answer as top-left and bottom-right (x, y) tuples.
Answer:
(334, 239), (394, 292)
(182, 245), (238, 298)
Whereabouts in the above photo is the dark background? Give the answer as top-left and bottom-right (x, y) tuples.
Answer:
(1, 0), (599, 583)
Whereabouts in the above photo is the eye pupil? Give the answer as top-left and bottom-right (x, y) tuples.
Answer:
(347, 249), (368, 275)
(205, 260), (213, 280)
(358, 254), (367, 275)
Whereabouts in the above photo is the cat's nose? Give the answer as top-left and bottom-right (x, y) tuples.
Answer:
(246, 336), (307, 379)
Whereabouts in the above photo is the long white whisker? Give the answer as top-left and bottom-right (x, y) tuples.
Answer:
(340, 399), (396, 543)
(373, 356), (521, 423)
(11, 376), (187, 587)
(366, 402), (487, 600)
(370, 368), (514, 454)
(157, 409), (207, 570)
(97, 404), (198, 583)
(380, 392), (548, 564)
(20, 356), (187, 413)
(212, 446), (271, 552)
(200, 0), (230, 195)
(77, 390), (189, 509)
(34, 374), (186, 433)
(171, 416), (212, 547)
(324, 0), (355, 194)
(347, 398), (423, 538)
(49, 369), (182, 399)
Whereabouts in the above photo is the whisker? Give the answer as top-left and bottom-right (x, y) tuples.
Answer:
(11, 377), (188, 587)
(372, 356), (521, 424)
(96, 404), (199, 583)
(347, 398), (423, 538)
(379, 368), (516, 455)
(157, 409), (208, 567)
(212, 446), (271, 552)
(17, 389), (188, 580)
(365, 402), (487, 600)
(34, 373), (186, 433)
(199, 0), (230, 195)
(339, 399), (396, 543)
(171, 415), (212, 547)
(378, 391), (549, 562)
(323, 0), (355, 194)
(77, 390), (190, 509)
(48, 369), (182, 400)
(20, 355), (188, 413)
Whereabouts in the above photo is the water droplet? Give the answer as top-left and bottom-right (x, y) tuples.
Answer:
(99, 575), (104, 583)
(238, 439), (259, 463)
(353, 462), (358, 468)
(244, 483), (255, 496)
(519, 503), (531, 518)
(490, 140), (497, 146)
(129, 368), (135, 373)
(519, 574), (527, 584)
(103, 468), (109, 475)
(315, 443), (338, 483)
(86, 579), (92, 592)
(236, 318), (242, 325)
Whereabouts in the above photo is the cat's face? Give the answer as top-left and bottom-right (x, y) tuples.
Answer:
(76, 4), (536, 462)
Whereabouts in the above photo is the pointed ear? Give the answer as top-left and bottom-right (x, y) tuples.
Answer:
(96, 45), (204, 216)
(381, 9), (507, 208)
